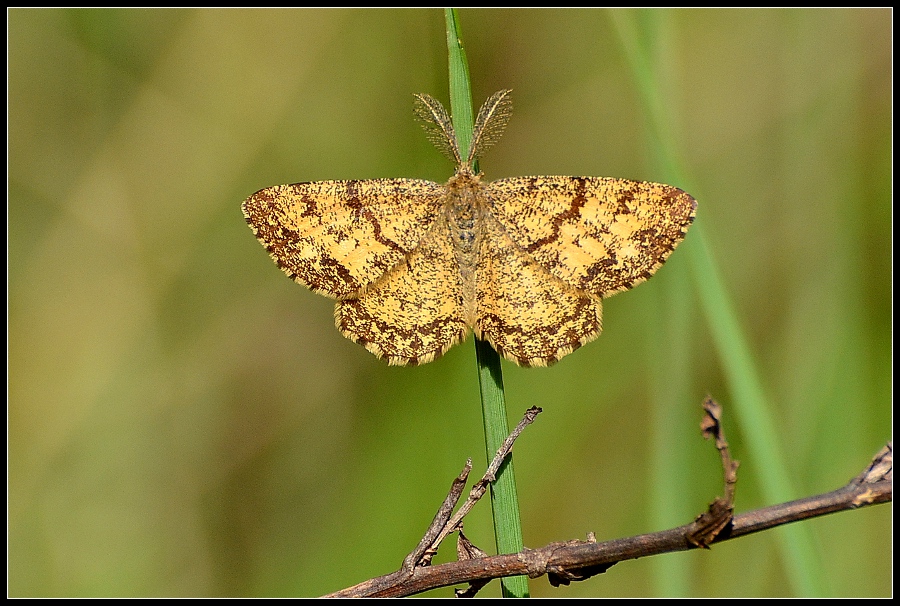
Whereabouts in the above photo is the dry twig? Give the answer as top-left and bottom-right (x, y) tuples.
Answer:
(323, 401), (891, 598)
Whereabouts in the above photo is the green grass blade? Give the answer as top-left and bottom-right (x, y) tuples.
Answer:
(445, 9), (475, 162)
(445, 8), (529, 598)
(474, 338), (528, 598)
(609, 8), (826, 596)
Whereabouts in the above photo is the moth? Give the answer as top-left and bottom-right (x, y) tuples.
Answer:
(242, 90), (696, 366)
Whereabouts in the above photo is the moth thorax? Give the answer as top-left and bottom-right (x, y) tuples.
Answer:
(445, 170), (484, 322)
(446, 170), (484, 252)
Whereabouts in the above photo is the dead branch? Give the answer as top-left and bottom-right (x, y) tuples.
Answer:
(323, 400), (891, 598)
(406, 406), (542, 573)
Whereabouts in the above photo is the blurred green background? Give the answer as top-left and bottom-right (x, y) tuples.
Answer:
(8, 8), (891, 598)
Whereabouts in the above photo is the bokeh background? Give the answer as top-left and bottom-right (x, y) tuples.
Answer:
(8, 8), (891, 598)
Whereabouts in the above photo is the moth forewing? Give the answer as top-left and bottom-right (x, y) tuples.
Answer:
(241, 178), (447, 300)
(486, 176), (697, 299)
